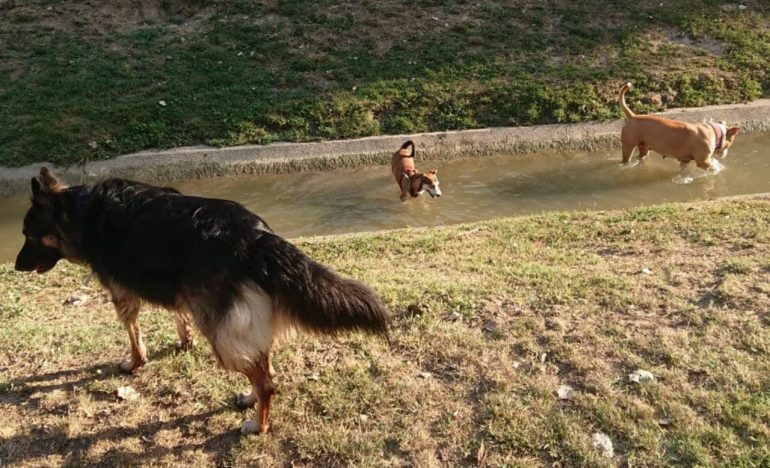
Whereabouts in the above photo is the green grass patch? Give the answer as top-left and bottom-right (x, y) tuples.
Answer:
(1, 1), (768, 166)
(1, 196), (769, 465)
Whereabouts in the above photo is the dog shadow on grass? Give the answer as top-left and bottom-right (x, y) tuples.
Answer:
(0, 408), (240, 466)
(1, 346), (242, 466)
(1, 345), (179, 402)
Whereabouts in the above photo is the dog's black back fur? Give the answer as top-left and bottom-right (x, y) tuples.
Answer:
(80, 179), (272, 310)
(18, 176), (389, 337)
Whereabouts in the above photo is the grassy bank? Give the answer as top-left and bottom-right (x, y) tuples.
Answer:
(1, 196), (769, 466)
(1, 0), (769, 167)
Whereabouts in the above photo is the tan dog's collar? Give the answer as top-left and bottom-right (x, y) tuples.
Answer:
(708, 121), (726, 152)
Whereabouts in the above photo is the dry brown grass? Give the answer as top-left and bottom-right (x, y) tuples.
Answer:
(1, 196), (770, 466)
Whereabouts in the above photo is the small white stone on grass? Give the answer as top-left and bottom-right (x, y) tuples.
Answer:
(556, 385), (575, 400)
(116, 386), (139, 401)
(629, 369), (654, 383)
(592, 432), (614, 458)
(418, 372), (433, 379)
(158, 100), (167, 107)
(307, 372), (320, 381)
(641, 268), (652, 275)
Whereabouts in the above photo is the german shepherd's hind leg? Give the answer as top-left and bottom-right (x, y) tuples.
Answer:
(239, 354), (276, 435)
(201, 283), (278, 433)
(235, 353), (275, 409)
(173, 308), (195, 351)
(236, 349), (271, 409)
(110, 290), (147, 373)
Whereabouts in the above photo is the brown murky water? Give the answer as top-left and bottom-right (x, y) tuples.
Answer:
(1, 132), (768, 263)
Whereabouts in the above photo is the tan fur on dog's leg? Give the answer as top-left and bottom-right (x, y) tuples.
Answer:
(174, 309), (195, 351)
(621, 141), (636, 165)
(237, 351), (273, 409)
(239, 354), (275, 434)
(637, 143), (650, 163)
(111, 291), (147, 373)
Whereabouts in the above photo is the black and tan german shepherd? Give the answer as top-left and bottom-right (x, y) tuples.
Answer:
(15, 167), (389, 434)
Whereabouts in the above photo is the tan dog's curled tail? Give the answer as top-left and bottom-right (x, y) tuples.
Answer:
(400, 140), (416, 157)
(618, 82), (635, 119)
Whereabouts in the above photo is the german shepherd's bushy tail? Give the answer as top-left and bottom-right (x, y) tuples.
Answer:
(254, 233), (390, 337)
(618, 82), (635, 119)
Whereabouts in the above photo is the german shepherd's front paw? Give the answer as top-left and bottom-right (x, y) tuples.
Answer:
(119, 357), (147, 374)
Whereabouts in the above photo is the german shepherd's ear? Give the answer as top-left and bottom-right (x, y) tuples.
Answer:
(39, 167), (64, 191)
(31, 167), (64, 207)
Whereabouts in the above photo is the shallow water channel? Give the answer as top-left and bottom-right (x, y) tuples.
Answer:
(1, 132), (769, 263)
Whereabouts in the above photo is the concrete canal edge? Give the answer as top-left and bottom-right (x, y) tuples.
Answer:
(2, 99), (770, 196)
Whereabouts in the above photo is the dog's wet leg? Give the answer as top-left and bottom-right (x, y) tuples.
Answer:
(621, 141), (636, 165)
(674, 160), (695, 184)
(399, 177), (409, 201)
(112, 292), (147, 373)
(239, 354), (276, 435)
(637, 143), (650, 163)
(696, 160), (712, 172)
(173, 308), (195, 351)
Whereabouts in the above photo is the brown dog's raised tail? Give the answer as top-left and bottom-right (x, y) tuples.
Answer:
(400, 140), (416, 157)
(618, 82), (635, 119)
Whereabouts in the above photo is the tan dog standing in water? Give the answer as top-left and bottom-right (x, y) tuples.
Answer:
(391, 140), (441, 201)
(618, 82), (739, 173)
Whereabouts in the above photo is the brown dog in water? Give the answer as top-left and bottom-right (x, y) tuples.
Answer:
(618, 82), (739, 173)
(390, 140), (441, 202)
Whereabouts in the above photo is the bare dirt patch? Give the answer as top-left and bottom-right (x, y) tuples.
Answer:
(0, 0), (214, 36)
